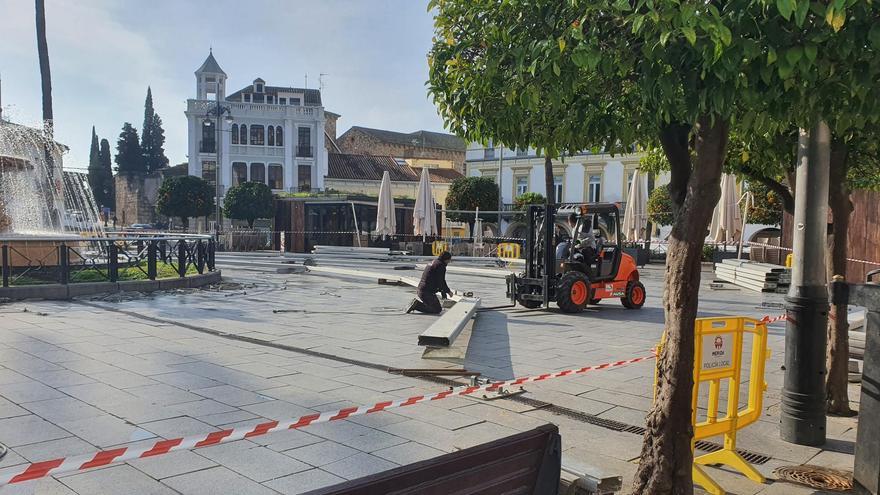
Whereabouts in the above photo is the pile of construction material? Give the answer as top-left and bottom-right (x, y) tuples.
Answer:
(312, 245), (391, 255)
(713, 259), (791, 293)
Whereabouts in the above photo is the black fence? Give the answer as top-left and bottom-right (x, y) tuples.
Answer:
(0, 235), (216, 287)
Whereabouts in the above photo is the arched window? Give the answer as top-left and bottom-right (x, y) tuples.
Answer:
(231, 124), (239, 144)
(267, 125), (275, 147)
(275, 126), (283, 147)
(250, 163), (266, 184)
(239, 124), (247, 145)
(250, 125), (265, 146)
(232, 162), (247, 186)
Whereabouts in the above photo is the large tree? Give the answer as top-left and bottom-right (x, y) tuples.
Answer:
(141, 87), (168, 174)
(156, 176), (214, 229)
(444, 176), (499, 231)
(429, 1), (880, 492)
(87, 128), (113, 208)
(223, 182), (274, 228)
(115, 123), (144, 175)
(35, 0), (60, 228)
(99, 138), (114, 208)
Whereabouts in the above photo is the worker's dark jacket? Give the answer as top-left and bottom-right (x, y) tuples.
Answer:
(418, 259), (451, 296)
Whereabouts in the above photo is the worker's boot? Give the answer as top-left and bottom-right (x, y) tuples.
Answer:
(405, 299), (419, 314)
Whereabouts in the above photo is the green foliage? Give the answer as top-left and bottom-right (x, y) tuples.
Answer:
(141, 87), (168, 174)
(745, 181), (783, 226)
(87, 127), (114, 208)
(115, 122), (144, 175)
(444, 177), (499, 225)
(70, 261), (196, 283)
(647, 185), (674, 227)
(514, 192), (545, 210)
(156, 176), (214, 227)
(223, 182), (275, 228)
(702, 244), (716, 262)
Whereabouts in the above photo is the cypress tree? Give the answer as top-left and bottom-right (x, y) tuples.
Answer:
(87, 126), (103, 204)
(99, 138), (114, 208)
(141, 87), (168, 173)
(115, 122), (144, 175)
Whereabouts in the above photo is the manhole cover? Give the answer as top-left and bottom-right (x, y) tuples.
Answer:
(774, 465), (853, 492)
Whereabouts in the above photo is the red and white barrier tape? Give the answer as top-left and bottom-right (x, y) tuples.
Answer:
(761, 313), (788, 324)
(0, 355), (652, 486)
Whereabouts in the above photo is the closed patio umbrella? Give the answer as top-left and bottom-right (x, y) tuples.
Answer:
(413, 168), (438, 241)
(622, 170), (648, 241)
(374, 171), (396, 239)
(709, 173), (742, 244)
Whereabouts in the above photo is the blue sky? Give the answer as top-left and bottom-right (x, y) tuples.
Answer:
(0, 0), (446, 170)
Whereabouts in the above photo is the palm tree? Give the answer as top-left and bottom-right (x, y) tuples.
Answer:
(35, 0), (60, 228)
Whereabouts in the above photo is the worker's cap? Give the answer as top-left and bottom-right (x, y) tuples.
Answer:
(439, 251), (452, 261)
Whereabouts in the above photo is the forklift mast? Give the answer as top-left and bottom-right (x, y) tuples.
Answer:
(524, 204), (557, 305)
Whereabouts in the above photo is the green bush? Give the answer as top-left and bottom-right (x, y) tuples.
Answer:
(156, 176), (214, 228)
(224, 182), (274, 228)
(445, 176), (499, 225)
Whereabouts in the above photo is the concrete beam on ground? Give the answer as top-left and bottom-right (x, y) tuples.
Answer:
(418, 296), (481, 347)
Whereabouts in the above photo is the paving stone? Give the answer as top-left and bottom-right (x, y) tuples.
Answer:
(0, 476), (78, 495)
(12, 435), (96, 463)
(141, 416), (216, 439)
(0, 414), (71, 447)
(57, 382), (136, 408)
(263, 468), (346, 495)
(197, 409), (260, 427)
(192, 385), (275, 406)
(151, 371), (223, 390)
(0, 380), (65, 403)
(127, 449), (218, 480)
(284, 441), (360, 467)
(0, 368), (36, 386)
(126, 383), (204, 406)
(60, 464), (177, 495)
(21, 396), (106, 424)
(58, 415), (155, 448)
(87, 369), (158, 389)
(0, 397), (29, 420)
(321, 452), (399, 480)
(372, 441), (446, 464)
(196, 442), (311, 482)
(21, 369), (97, 388)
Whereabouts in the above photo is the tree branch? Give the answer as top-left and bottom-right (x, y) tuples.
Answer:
(659, 123), (692, 213)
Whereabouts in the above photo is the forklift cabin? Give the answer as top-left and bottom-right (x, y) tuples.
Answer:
(506, 203), (645, 313)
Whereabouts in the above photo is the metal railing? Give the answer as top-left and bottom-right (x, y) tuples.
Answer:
(0, 235), (216, 287)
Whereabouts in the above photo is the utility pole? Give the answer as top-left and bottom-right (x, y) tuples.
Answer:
(781, 122), (831, 446)
(497, 144), (503, 228)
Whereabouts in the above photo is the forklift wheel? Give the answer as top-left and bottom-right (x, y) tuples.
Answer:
(516, 297), (542, 309)
(621, 281), (646, 309)
(557, 272), (591, 313)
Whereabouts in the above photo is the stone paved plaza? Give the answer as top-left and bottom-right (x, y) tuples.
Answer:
(0, 253), (860, 494)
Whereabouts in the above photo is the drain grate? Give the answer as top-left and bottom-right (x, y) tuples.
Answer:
(774, 465), (853, 491)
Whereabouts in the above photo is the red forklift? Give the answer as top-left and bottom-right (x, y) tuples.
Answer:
(506, 203), (646, 313)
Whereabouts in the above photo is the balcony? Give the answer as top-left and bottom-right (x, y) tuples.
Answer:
(296, 146), (314, 158)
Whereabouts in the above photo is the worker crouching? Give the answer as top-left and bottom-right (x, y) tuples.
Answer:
(406, 251), (453, 314)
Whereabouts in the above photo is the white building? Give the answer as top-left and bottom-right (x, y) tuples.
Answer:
(185, 51), (329, 202)
(465, 143), (644, 235)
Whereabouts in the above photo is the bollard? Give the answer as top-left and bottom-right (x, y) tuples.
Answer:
(849, 270), (880, 494)
(147, 241), (157, 280)
(177, 241), (187, 278)
(1, 245), (8, 288)
(59, 244), (69, 285)
(108, 243), (118, 282)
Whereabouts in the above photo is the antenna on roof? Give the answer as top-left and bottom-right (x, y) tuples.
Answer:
(304, 73), (308, 89)
(319, 73), (328, 92)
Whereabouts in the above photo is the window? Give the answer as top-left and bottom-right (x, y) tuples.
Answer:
(290, 97), (301, 106)
(250, 163), (266, 184)
(275, 126), (283, 146)
(232, 162), (247, 186)
(516, 148), (529, 157)
(231, 124), (239, 145)
(244, 94), (251, 102)
(267, 125), (275, 146)
(554, 175), (563, 202)
(279, 97), (287, 105)
(250, 125), (265, 146)
(297, 127), (312, 157)
(588, 174), (602, 202)
(298, 164), (311, 191)
(255, 83), (264, 93)
(268, 164), (283, 189)
(201, 161), (216, 185)
(484, 147), (495, 159)
(239, 124), (248, 145)
(200, 123), (215, 153)
(516, 176), (528, 196)
(266, 95), (274, 104)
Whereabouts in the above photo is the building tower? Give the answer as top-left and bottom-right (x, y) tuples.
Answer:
(195, 50), (226, 101)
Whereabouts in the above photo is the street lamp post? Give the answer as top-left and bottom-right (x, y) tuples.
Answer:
(203, 100), (232, 243)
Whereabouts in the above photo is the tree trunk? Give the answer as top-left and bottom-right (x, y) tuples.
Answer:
(825, 142), (854, 416)
(35, 0), (60, 229)
(632, 116), (728, 495)
(544, 155), (555, 204)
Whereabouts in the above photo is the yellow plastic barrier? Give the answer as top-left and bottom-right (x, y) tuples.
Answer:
(432, 240), (448, 256)
(655, 317), (771, 495)
(496, 242), (521, 259)
(785, 253), (793, 267)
